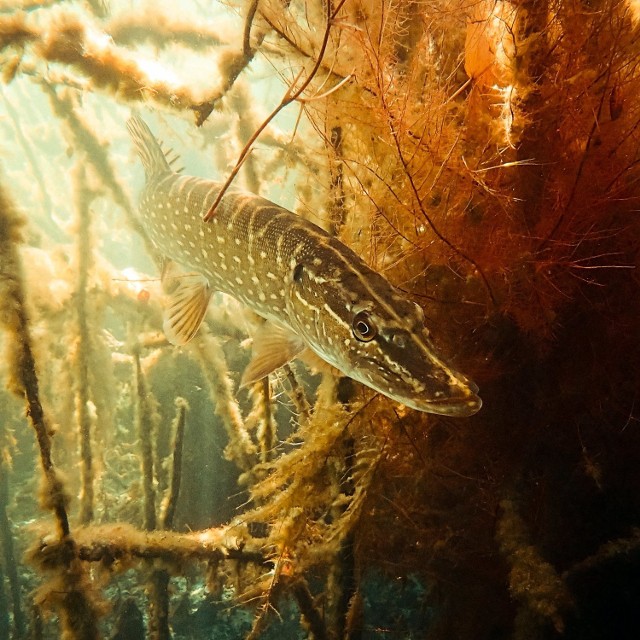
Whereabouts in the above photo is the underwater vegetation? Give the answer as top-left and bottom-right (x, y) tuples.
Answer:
(0, 0), (639, 638)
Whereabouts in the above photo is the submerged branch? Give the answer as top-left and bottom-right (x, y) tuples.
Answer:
(0, 452), (26, 637)
(256, 378), (276, 464)
(35, 11), (212, 109)
(0, 179), (70, 539)
(107, 10), (223, 49)
(283, 364), (311, 426)
(133, 352), (158, 531)
(0, 12), (37, 50)
(73, 163), (95, 526)
(0, 0), (59, 13)
(1, 9), (221, 111)
(192, 0), (271, 126)
(497, 496), (572, 633)
(243, 0), (260, 58)
(257, 2), (356, 89)
(190, 328), (257, 472)
(290, 577), (328, 640)
(59, 523), (266, 565)
(160, 398), (188, 531)
(1, 174), (102, 639)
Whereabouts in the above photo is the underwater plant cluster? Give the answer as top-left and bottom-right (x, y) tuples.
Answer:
(0, 0), (639, 638)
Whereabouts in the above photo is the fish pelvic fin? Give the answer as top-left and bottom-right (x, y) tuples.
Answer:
(127, 114), (172, 180)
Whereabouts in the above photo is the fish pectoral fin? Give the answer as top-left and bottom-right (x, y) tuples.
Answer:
(160, 257), (172, 286)
(240, 323), (305, 388)
(162, 274), (212, 346)
(160, 258), (183, 295)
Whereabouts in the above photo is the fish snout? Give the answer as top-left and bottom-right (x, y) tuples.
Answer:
(407, 360), (483, 416)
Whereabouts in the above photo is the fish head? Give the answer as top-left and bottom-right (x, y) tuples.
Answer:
(286, 259), (482, 416)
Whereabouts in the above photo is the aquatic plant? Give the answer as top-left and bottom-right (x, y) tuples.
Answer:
(0, 1), (639, 639)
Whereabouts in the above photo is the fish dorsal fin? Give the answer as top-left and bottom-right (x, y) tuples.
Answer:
(240, 323), (306, 388)
(163, 146), (183, 171)
(162, 273), (212, 346)
(127, 114), (172, 179)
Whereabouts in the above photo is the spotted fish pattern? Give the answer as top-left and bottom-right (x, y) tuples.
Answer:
(127, 115), (481, 416)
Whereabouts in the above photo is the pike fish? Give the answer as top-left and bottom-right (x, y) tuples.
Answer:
(127, 115), (482, 416)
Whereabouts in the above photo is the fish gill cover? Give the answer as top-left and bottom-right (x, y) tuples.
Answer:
(0, 1), (639, 639)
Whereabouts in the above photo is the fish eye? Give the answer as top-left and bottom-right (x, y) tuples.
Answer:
(352, 311), (377, 342)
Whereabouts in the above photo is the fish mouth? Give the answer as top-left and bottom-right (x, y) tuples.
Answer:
(428, 394), (482, 417)
(408, 391), (483, 417)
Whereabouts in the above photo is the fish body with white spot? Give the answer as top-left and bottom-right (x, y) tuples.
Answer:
(127, 116), (481, 416)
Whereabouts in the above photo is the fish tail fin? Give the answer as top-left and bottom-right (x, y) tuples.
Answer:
(127, 114), (172, 179)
